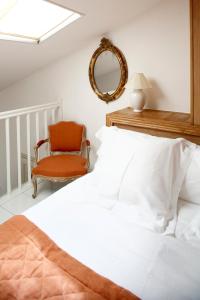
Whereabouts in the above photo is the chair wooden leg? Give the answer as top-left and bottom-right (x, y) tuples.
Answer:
(32, 176), (37, 199)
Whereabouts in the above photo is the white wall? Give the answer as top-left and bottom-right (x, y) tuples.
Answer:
(0, 0), (190, 167)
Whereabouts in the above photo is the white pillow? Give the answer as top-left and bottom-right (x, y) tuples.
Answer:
(116, 127), (153, 140)
(179, 146), (200, 205)
(95, 125), (150, 143)
(91, 126), (144, 199)
(118, 137), (194, 233)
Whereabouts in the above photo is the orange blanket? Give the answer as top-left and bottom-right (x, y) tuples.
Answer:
(0, 216), (140, 300)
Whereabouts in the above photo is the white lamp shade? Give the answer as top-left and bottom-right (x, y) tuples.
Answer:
(125, 73), (152, 90)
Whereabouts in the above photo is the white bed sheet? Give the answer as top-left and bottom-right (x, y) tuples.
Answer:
(175, 199), (200, 249)
(176, 199), (200, 237)
(24, 174), (200, 300)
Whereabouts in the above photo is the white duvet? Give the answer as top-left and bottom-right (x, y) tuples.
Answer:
(24, 174), (200, 300)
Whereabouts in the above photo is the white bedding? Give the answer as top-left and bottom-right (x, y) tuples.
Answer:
(24, 174), (200, 300)
(176, 199), (200, 248)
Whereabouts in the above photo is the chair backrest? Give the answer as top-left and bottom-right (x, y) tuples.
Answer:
(48, 121), (85, 152)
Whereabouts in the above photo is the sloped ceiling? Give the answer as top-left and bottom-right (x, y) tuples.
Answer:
(0, 0), (162, 91)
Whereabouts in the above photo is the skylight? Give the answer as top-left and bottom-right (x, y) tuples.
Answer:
(0, 0), (82, 44)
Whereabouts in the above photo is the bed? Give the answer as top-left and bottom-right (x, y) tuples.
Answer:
(22, 174), (200, 300)
(1, 108), (200, 300)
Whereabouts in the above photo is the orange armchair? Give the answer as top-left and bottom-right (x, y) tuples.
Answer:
(32, 121), (90, 198)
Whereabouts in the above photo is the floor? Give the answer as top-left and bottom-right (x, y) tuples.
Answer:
(0, 181), (67, 224)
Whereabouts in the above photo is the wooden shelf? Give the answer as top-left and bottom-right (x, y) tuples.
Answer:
(106, 107), (200, 144)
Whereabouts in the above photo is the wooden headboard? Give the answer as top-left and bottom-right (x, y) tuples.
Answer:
(106, 107), (200, 145)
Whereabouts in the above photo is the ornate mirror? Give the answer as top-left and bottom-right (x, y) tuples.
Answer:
(89, 38), (128, 103)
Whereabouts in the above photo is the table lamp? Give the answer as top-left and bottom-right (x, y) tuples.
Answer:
(125, 73), (152, 112)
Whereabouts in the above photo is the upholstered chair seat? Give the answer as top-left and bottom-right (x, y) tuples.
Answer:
(32, 155), (87, 178)
(31, 121), (90, 198)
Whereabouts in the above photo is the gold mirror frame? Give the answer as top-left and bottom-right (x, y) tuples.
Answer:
(89, 38), (128, 103)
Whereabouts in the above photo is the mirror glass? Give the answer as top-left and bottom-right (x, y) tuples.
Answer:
(94, 50), (121, 95)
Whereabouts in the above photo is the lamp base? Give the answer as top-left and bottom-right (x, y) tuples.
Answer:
(130, 89), (145, 112)
(133, 109), (143, 112)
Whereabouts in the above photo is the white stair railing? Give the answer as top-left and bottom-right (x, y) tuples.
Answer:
(0, 102), (62, 199)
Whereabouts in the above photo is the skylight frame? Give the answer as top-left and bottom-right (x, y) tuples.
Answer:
(0, 0), (83, 44)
